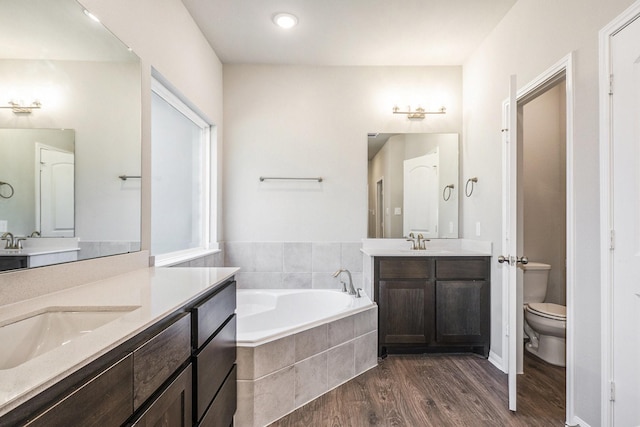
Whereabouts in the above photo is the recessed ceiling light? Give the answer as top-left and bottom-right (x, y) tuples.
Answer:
(272, 13), (298, 29)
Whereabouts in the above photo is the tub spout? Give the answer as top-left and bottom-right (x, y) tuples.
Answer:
(333, 269), (357, 296)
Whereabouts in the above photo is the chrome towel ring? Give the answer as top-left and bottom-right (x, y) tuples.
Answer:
(465, 177), (478, 197)
(0, 181), (14, 199)
(443, 184), (455, 201)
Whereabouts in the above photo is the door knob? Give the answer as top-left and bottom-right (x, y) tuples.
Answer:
(498, 255), (509, 264)
(517, 256), (529, 265)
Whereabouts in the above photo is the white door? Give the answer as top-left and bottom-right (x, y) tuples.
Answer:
(610, 15), (640, 426)
(501, 74), (520, 411)
(39, 147), (74, 237)
(403, 151), (439, 238)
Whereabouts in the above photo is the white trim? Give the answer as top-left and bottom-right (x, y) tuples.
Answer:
(570, 416), (592, 427)
(500, 53), (575, 423)
(488, 350), (506, 373)
(150, 76), (216, 257)
(598, 3), (640, 426)
(154, 246), (220, 267)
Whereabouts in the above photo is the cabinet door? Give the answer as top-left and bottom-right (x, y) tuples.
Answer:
(435, 280), (489, 344)
(379, 280), (433, 349)
(26, 354), (133, 427)
(130, 364), (192, 427)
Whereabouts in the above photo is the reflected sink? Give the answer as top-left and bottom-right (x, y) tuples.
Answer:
(0, 307), (138, 370)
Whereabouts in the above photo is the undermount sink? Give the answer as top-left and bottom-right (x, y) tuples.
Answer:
(0, 307), (139, 370)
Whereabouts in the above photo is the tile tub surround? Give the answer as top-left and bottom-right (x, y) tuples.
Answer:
(0, 266), (239, 416)
(224, 242), (364, 292)
(235, 306), (378, 427)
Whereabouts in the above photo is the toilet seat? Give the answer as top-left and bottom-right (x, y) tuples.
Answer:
(527, 302), (566, 321)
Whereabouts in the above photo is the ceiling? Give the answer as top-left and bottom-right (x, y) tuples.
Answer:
(181, 0), (517, 66)
(0, 0), (137, 62)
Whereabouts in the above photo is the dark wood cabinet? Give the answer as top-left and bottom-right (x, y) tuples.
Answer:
(130, 364), (192, 427)
(375, 256), (490, 357)
(1, 276), (237, 427)
(25, 354), (134, 427)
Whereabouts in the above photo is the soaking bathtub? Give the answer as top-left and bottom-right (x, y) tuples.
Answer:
(235, 289), (378, 427)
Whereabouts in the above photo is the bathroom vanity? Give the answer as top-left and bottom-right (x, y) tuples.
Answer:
(0, 267), (238, 427)
(362, 240), (491, 357)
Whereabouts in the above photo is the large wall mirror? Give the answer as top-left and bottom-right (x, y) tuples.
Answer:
(367, 133), (459, 239)
(0, 0), (142, 271)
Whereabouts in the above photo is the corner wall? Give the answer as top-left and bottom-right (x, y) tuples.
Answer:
(462, 0), (635, 424)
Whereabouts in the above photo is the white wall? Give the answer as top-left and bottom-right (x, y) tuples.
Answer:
(0, 0), (224, 297)
(223, 65), (462, 242)
(523, 84), (566, 305)
(462, 0), (635, 424)
(79, 0), (225, 247)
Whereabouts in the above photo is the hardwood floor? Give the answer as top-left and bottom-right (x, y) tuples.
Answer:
(269, 352), (565, 427)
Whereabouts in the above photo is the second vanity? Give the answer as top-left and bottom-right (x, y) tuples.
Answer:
(0, 267), (239, 426)
(362, 239), (491, 358)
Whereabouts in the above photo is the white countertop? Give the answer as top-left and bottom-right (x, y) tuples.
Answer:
(360, 238), (492, 257)
(0, 266), (239, 417)
(361, 248), (490, 257)
(0, 247), (80, 257)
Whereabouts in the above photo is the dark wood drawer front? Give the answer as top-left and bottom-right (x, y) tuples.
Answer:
(193, 280), (236, 348)
(379, 259), (431, 279)
(198, 365), (237, 427)
(436, 258), (488, 280)
(133, 313), (191, 410)
(130, 364), (192, 427)
(26, 354), (133, 427)
(194, 315), (236, 422)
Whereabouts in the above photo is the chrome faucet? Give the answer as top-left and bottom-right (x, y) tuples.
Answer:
(1, 232), (24, 249)
(406, 232), (429, 250)
(29, 231), (41, 238)
(332, 269), (358, 296)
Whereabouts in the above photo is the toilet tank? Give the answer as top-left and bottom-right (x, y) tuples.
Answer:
(520, 262), (551, 304)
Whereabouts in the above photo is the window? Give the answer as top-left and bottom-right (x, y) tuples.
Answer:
(150, 77), (216, 265)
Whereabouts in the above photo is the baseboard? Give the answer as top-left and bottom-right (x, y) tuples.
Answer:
(568, 416), (591, 427)
(488, 350), (506, 373)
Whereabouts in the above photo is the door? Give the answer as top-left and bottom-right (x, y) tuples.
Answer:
(376, 179), (384, 238)
(610, 15), (640, 426)
(403, 151), (439, 238)
(501, 74), (519, 411)
(38, 146), (74, 237)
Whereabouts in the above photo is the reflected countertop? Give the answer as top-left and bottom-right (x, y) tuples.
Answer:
(0, 266), (239, 417)
(0, 247), (80, 257)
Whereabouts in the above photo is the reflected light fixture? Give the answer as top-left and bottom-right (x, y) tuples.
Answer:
(392, 105), (446, 120)
(1, 100), (42, 114)
(273, 12), (298, 29)
(83, 9), (100, 23)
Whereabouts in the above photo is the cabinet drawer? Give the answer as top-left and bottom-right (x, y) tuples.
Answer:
(26, 354), (133, 427)
(130, 364), (192, 427)
(379, 258), (432, 279)
(198, 365), (237, 427)
(133, 313), (191, 410)
(194, 315), (236, 422)
(436, 258), (488, 280)
(193, 280), (236, 349)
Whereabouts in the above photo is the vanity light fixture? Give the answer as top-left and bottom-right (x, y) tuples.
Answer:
(272, 12), (298, 29)
(1, 100), (42, 114)
(392, 105), (446, 120)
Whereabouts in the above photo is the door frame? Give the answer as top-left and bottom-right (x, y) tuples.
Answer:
(599, 3), (640, 426)
(501, 52), (575, 422)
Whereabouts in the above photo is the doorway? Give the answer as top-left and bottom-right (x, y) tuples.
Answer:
(501, 53), (575, 422)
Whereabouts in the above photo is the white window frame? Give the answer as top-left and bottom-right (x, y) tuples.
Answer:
(151, 76), (217, 266)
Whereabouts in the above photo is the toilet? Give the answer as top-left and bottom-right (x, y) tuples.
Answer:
(521, 262), (566, 367)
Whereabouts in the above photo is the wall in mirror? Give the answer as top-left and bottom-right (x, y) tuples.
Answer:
(0, 0), (141, 271)
(367, 133), (459, 239)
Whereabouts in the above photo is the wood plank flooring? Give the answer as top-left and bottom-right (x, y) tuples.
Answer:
(269, 352), (565, 427)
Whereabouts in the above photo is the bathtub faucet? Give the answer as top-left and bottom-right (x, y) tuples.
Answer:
(332, 269), (358, 296)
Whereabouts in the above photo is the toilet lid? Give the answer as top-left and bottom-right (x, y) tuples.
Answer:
(528, 302), (566, 320)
